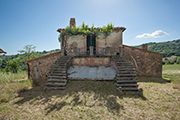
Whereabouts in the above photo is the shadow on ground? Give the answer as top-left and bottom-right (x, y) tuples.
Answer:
(138, 76), (171, 83)
(15, 80), (147, 115)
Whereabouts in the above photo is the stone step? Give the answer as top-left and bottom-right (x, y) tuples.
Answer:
(116, 77), (137, 80)
(49, 73), (66, 76)
(54, 63), (67, 65)
(46, 83), (66, 86)
(116, 63), (132, 66)
(48, 76), (66, 79)
(112, 56), (124, 58)
(115, 61), (130, 63)
(117, 80), (138, 83)
(59, 57), (71, 59)
(59, 57), (70, 60)
(122, 88), (139, 91)
(44, 87), (66, 90)
(51, 65), (66, 67)
(50, 73), (66, 75)
(116, 84), (139, 87)
(52, 66), (67, 69)
(44, 56), (72, 90)
(112, 57), (126, 60)
(116, 74), (137, 77)
(117, 71), (136, 74)
(47, 79), (67, 82)
(56, 60), (68, 62)
(117, 66), (133, 68)
(52, 64), (67, 67)
(59, 62), (67, 65)
(50, 70), (66, 74)
(112, 60), (126, 63)
(117, 68), (135, 71)
(56, 59), (71, 62)
(51, 68), (66, 71)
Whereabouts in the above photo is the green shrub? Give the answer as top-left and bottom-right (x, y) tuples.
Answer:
(5, 59), (20, 73)
(58, 22), (114, 42)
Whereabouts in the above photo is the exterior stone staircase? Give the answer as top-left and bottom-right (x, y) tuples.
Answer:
(111, 55), (143, 95)
(44, 56), (72, 90)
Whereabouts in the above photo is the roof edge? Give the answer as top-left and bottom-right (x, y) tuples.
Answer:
(24, 51), (61, 63)
(122, 44), (164, 55)
(57, 27), (126, 33)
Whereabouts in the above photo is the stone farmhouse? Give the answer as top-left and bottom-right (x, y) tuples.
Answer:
(25, 18), (163, 95)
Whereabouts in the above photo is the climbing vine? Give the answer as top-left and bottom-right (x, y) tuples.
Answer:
(58, 22), (114, 42)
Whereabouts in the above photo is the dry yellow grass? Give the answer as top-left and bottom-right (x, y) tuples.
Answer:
(0, 72), (32, 103)
(163, 64), (180, 91)
(0, 80), (180, 120)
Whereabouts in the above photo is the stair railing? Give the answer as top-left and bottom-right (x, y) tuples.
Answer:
(122, 48), (138, 76)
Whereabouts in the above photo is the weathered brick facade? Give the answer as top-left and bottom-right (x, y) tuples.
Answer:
(61, 30), (124, 56)
(25, 51), (61, 79)
(122, 45), (163, 77)
(25, 18), (163, 81)
(72, 56), (111, 66)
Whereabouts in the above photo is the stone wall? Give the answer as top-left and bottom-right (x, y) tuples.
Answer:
(122, 45), (163, 77)
(72, 56), (111, 66)
(64, 30), (123, 56)
(65, 35), (86, 55)
(96, 30), (122, 55)
(25, 51), (61, 80)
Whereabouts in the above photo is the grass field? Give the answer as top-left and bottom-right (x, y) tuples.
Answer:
(162, 64), (180, 91)
(0, 71), (32, 103)
(0, 65), (180, 120)
(162, 64), (180, 82)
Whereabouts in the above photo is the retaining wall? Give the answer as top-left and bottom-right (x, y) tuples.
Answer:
(122, 45), (163, 77)
(25, 51), (61, 80)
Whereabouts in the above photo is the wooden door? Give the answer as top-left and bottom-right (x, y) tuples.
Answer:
(87, 35), (96, 55)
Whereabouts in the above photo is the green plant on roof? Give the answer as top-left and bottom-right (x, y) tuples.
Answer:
(58, 22), (114, 42)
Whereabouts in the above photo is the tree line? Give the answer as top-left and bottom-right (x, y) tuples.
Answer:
(0, 45), (60, 73)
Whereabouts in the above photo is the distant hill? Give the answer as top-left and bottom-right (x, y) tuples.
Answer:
(134, 39), (180, 57)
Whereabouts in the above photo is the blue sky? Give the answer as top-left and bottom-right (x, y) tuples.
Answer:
(0, 0), (180, 55)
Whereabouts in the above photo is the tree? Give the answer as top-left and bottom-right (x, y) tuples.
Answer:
(176, 57), (180, 64)
(0, 58), (2, 68)
(5, 59), (20, 73)
(18, 45), (39, 60)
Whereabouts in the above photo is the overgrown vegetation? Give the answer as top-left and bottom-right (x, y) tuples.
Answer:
(58, 22), (114, 42)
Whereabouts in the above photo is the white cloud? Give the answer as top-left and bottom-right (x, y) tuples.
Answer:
(136, 30), (168, 38)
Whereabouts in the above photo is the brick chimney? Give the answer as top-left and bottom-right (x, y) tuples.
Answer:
(70, 18), (76, 28)
(142, 44), (148, 50)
